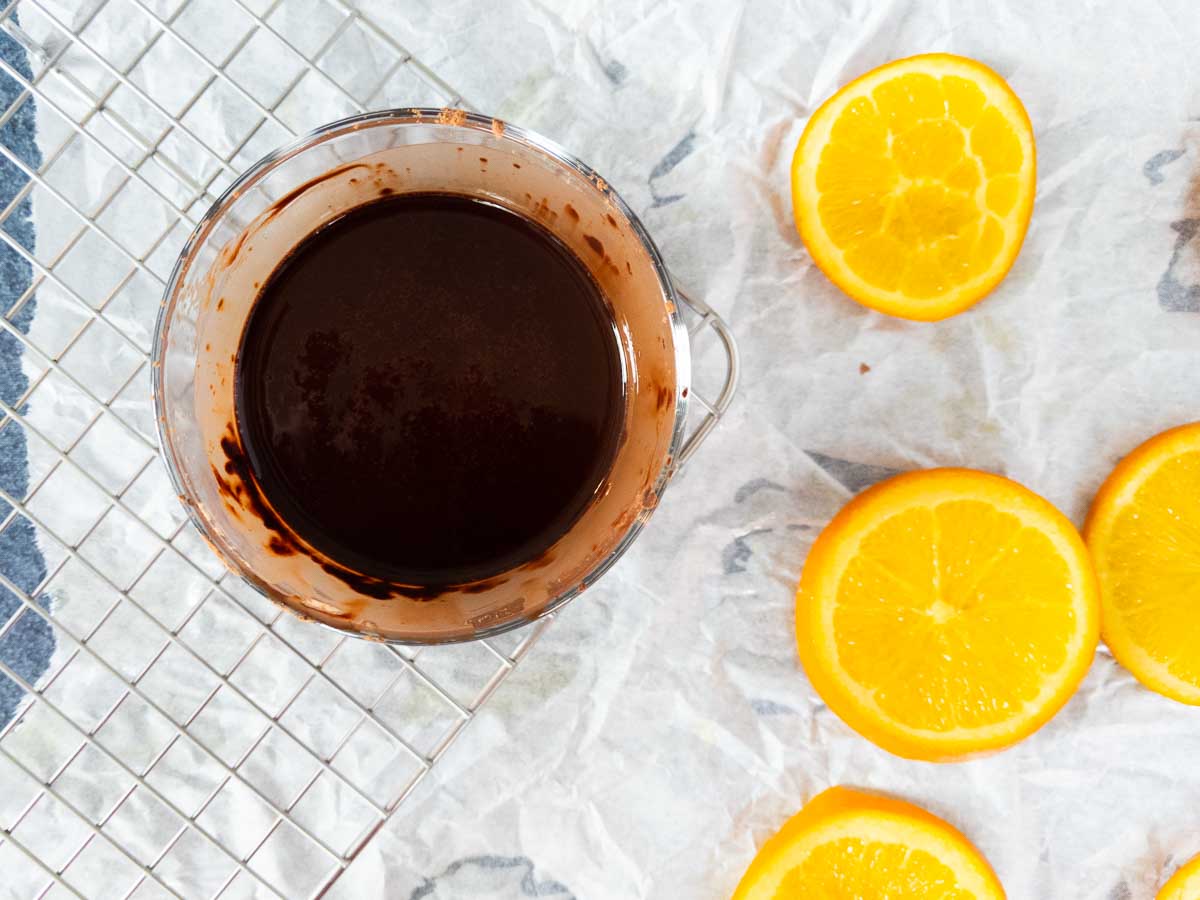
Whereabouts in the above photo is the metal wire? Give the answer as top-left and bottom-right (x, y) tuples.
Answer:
(0, 1), (737, 897)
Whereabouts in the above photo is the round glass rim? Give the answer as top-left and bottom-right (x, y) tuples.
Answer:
(151, 107), (692, 644)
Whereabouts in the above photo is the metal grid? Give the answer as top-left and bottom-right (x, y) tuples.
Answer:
(0, 1), (737, 897)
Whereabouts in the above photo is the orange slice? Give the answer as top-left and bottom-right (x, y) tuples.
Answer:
(1084, 423), (1200, 704)
(1160, 852), (1200, 900)
(796, 469), (1099, 760)
(732, 786), (1006, 899)
(791, 53), (1036, 320)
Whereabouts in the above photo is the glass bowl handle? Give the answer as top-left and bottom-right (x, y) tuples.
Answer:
(671, 280), (740, 472)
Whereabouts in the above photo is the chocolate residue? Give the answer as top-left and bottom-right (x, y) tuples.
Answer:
(217, 297), (225, 311)
(267, 536), (297, 556)
(605, 213), (619, 228)
(219, 429), (285, 532)
(655, 384), (672, 410)
(491, 118), (504, 138)
(212, 461), (243, 504)
(220, 422), (456, 600)
(379, 187), (395, 196)
(610, 506), (638, 534)
(512, 162), (521, 169)
(625, 261), (632, 275)
(859, 362), (871, 374)
(519, 552), (556, 571)
(681, 387), (689, 398)
(584, 235), (604, 255)
(226, 231), (249, 264)
(461, 577), (502, 595)
(564, 203), (580, 222)
(261, 162), (370, 227)
(316, 560), (435, 600)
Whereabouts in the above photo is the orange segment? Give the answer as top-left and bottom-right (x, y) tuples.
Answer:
(986, 175), (1019, 216)
(1084, 423), (1200, 704)
(1160, 852), (1200, 900)
(792, 54), (1036, 321)
(943, 75), (987, 126)
(732, 787), (1006, 899)
(796, 469), (1099, 761)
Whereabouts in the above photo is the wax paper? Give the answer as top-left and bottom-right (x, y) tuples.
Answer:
(30, 0), (1200, 897)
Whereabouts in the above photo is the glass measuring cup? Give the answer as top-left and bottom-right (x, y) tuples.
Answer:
(153, 109), (722, 643)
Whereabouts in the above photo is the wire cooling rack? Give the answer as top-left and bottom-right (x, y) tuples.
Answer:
(0, 1), (737, 897)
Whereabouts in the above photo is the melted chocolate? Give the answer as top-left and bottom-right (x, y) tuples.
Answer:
(234, 193), (624, 588)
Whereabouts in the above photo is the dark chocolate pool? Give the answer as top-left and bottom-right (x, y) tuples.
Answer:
(234, 193), (626, 588)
